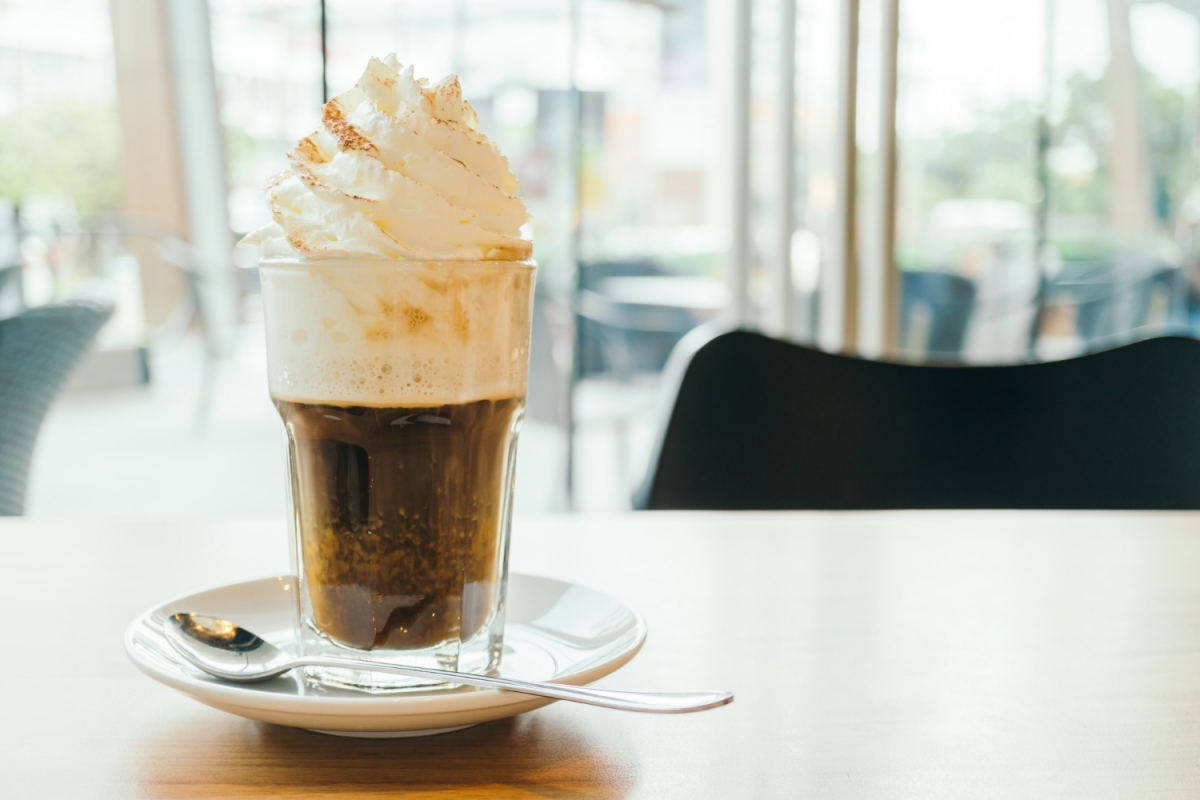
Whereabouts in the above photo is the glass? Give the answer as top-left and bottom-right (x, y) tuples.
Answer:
(260, 258), (535, 692)
(747, 0), (840, 339)
(893, 0), (1200, 364)
(893, 0), (1046, 363)
(0, 0), (123, 305)
(208, 0), (323, 238)
(1037, 0), (1198, 355)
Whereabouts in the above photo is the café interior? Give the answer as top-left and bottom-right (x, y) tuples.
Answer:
(5, 0), (1200, 796)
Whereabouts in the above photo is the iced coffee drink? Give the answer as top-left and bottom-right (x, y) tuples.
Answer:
(246, 56), (534, 691)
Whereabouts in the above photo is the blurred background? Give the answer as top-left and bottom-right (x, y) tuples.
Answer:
(3, 0), (1199, 516)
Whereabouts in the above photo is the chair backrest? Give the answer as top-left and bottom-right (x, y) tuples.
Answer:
(0, 298), (114, 515)
(900, 270), (977, 360)
(576, 260), (696, 379)
(636, 329), (1200, 510)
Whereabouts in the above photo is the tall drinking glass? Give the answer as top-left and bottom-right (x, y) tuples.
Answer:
(260, 258), (535, 692)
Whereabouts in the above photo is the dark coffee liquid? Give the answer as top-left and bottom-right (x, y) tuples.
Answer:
(276, 396), (523, 650)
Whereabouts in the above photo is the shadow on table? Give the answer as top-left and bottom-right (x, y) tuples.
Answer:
(132, 710), (637, 798)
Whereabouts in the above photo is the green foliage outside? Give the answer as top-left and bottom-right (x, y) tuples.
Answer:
(0, 98), (122, 216)
(1048, 73), (1193, 220)
(896, 70), (1197, 271)
(905, 100), (1041, 212)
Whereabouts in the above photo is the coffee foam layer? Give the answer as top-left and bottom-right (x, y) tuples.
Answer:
(261, 260), (534, 407)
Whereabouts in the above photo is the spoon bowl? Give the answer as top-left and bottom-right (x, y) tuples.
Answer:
(164, 613), (733, 714)
(164, 613), (295, 682)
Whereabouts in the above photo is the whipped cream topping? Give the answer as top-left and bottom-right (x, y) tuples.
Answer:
(247, 55), (531, 261)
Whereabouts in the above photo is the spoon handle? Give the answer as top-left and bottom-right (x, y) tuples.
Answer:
(301, 656), (733, 713)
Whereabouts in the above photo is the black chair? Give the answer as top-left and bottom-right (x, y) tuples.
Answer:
(0, 298), (114, 515)
(1036, 260), (1188, 352)
(635, 329), (1200, 510)
(899, 270), (977, 361)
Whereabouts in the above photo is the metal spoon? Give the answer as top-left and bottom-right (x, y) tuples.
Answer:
(163, 613), (733, 714)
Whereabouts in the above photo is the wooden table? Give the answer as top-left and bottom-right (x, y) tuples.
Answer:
(5, 511), (1200, 798)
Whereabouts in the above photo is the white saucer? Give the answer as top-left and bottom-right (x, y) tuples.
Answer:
(125, 573), (646, 737)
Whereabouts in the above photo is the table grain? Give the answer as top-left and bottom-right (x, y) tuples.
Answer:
(4, 511), (1200, 798)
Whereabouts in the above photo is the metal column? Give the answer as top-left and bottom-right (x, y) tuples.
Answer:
(769, 0), (798, 338)
(728, 0), (753, 327)
(861, 0), (900, 357)
(821, 0), (859, 353)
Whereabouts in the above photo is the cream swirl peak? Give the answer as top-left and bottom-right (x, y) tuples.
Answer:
(248, 55), (531, 261)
